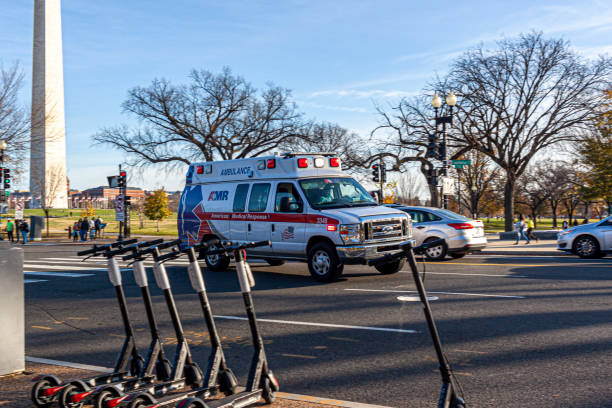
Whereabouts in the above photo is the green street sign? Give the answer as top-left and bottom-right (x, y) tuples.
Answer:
(454, 164), (464, 169)
(452, 159), (471, 165)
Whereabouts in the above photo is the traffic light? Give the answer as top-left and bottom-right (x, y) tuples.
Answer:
(117, 170), (126, 188)
(426, 133), (438, 158)
(3, 168), (10, 189)
(438, 142), (446, 161)
(371, 164), (380, 183)
(380, 166), (387, 183)
(426, 168), (438, 186)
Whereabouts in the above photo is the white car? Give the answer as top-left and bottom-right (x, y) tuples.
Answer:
(557, 216), (612, 258)
(386, 205), (487, 260)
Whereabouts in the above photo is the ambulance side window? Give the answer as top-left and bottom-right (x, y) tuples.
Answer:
(233, 184), (250, 212)
(275, 183), (303, 213)
(248, 183), (271, 212)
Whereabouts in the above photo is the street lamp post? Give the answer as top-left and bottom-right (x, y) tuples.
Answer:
(431, 91), (457, 209)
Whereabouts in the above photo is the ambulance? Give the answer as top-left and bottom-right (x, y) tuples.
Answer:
(178, 153), (414, 281)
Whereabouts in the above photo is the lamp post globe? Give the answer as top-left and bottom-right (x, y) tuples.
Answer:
(0, 140), (6, 151)
(445, 91), (457, 107)
(431, 93), (442, 109)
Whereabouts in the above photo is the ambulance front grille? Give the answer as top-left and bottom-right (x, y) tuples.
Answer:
(363, 218), (407, 242)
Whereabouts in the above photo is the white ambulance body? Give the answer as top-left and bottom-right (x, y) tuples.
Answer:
(178, 153), (413, 281)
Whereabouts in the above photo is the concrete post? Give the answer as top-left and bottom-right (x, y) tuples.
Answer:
(0, 242), (24, 375)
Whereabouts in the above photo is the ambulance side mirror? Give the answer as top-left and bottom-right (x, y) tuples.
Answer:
(279, 196), (301, 213)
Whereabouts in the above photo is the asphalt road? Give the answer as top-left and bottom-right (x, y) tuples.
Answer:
(21, 243), (612, 407)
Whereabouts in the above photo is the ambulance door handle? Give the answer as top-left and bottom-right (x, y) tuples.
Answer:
(271, 224), (275, 232)
(248, 224), (251, 232)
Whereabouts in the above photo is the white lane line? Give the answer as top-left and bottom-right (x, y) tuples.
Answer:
(25, 272), (95, 278)
(401, 271), (528, 278)
(25, 279), (48, 284)
(345, 288), (525, 299)
(24, 264), (132, 273)
(214, 315), (417, 334)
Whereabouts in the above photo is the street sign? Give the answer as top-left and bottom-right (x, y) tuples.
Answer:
(442, 176), (455, 195)
(115, 195), (125, 221)
(452, 159), (471, 165)
(454, 164), (464, 169)
(15, 201), (24, 220)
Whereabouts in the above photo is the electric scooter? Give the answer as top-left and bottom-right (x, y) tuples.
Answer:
(368, 239), (466, 408)
(101, 239), (205, 408)
(63, 239), (175, 408)
(31, 238), (140, 408)
(121, 239), (241, 408)
(172, 240), (279, 408)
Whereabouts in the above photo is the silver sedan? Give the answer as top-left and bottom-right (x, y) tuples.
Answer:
(387, 206), (487, 261)
(557, 216), (612, 258)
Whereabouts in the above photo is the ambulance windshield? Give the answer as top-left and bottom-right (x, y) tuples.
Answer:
(299, 177), (377, 209)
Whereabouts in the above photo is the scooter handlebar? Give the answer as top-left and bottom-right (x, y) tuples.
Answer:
(76, 238), (138, 256)
(123, 238), (181, 261)
(157, 238), (225, 262)
(106, 238), (164, 257)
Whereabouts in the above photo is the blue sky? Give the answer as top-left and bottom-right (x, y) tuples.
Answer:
(1, 0), (611, 191)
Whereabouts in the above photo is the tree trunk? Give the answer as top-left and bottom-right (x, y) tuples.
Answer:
(428, 184), (439, 208)
(156, 219), (160, 232)
(45, 209), (49, 238)
(503, 177), (516, 232)
(551, 201), (558, 228)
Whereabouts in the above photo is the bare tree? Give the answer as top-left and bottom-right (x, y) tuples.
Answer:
(458, 151), (501, 218)
(440, 32), (612, 231)
(395, 168), (427, 205)
(0, 63), (30, 176)
(94, 67), (304, 168)
(530, 161), (573, 228)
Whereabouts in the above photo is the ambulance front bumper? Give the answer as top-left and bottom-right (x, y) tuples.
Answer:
(336, 239), (416, 265)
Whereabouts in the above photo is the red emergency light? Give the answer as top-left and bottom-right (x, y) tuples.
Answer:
(329, 157), (340, 167)
(297, 158), (308, 168)
(267, 159), (276, 169)
(196, 165), (204, 174)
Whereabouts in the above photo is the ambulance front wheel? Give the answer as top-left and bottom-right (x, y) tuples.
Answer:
(307, 242), (344, 282)
(203, 240), (231, 271)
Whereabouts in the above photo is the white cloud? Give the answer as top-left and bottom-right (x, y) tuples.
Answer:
(297, 101), (368, 113)
(307, 89), (419, 99)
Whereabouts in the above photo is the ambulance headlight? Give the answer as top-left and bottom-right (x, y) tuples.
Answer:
(339, 224), (362, 244)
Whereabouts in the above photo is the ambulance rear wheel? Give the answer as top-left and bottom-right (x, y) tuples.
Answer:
(265, 258), (285, 266)
(307, 243), (343, 282)
(203, 241), (231, 271)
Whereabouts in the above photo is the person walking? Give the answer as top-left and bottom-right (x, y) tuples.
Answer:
(94, 217), (101, 238)
(526, 215), (538, 242)
(89, 217), (96, 240)
(562, 220), (568, 229)
(19, 219), (29, 244)
(73, 220), (80, 242)
(514, 214), (530, 245)
(80, 217), (89, 242)
(5, 218), (14, 243)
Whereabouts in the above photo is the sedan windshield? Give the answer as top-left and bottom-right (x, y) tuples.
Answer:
(299, 177), (377, 209)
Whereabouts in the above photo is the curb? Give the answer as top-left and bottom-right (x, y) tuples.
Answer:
(25, 356), (389, 408)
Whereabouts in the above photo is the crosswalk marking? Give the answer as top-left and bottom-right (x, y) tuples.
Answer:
(25, 272), (95, 278)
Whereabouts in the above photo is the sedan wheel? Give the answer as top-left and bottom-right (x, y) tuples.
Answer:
(424, 238), (447, 261)
(573, 235), (601, 259)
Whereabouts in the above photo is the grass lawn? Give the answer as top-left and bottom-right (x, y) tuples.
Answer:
(2, 209), (178, 237)
(480, 217), (598, 232)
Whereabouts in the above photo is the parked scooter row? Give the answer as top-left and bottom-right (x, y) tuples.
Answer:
(31, 238), (278, 408)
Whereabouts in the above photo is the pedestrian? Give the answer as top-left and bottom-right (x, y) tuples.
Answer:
(19, 219), (29, 244)
(80, 217), (89, 242)
(97, 216), (105, 237)
(514, 214), (530, 245)
(562, 220), (568, 229)
(94, 217), (101, 238)
(89, 217), (96, 240)
(73, 220), (80, 241)
(5, 218), (14, 243)
(526, 215), (538, 242)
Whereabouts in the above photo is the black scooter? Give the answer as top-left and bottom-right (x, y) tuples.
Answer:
(31, 238), (140, 408)
(368, 239), (466, 408)
(173, 240), (279, 408)
(122, 239), (241, 408)
(63, 239), (175, 408)
(101, 240), (205, 408)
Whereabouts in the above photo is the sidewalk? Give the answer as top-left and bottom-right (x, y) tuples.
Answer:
(479, 235), (564, 256)
(1, 361), (388, 408)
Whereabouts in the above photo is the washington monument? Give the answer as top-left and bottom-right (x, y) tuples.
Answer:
(30, 0), (67, 209)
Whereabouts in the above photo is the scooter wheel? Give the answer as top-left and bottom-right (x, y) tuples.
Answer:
(93, 386), (121, 408)
(130, 355), (145, 377)
(31, 376), (61, 407)
(176, 397), (209, 408)
(261, 377), (276, 404)
(58, 380), (88, 408)
(218, 368), (238, 395)
(127, 392), (157, 408)
(155, 358), (172, 381)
